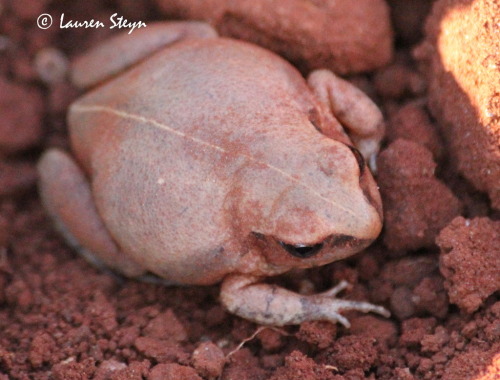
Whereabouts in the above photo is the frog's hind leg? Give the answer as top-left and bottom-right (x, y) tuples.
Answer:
(72, 21), (218, 89)
(37, 149), (146, 278)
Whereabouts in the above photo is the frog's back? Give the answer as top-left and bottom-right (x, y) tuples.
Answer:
(69, 38), (317, 159)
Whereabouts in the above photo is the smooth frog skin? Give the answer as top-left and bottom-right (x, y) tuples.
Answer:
(38, 22), (388, 326)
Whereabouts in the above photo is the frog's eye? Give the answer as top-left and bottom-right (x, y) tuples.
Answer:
(346, 145), (365, 174)
(279, 241), (323, 258)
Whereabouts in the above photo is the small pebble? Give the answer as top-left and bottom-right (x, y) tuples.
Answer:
(34, 47), (69, 84)
(191, 341), (225, 379)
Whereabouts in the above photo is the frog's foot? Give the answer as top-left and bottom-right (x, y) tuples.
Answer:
(72, 21), (218, 89)
(38, 149), (146, 277)
(307, 70), (385, 168)
(220, 275), (390, 327)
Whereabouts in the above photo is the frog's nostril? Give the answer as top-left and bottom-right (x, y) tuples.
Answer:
(279, 241), (323, 258)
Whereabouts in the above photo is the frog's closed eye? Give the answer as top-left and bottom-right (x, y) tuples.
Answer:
(346, 145), (366, 174)
(279, 241), (323, 258)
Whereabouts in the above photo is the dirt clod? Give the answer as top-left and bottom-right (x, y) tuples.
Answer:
(149, 363), (202, 380)
(156, 0), (393, 74)
(377, 139), (462, 251)
(421, 0), (500, 209)
(191, 341), (225, 379)
(437, 216), (500, 313)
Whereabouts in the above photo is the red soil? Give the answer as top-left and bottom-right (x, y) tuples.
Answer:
(0, 0), (498, 379)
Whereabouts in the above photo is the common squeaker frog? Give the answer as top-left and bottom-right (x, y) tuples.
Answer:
(38, 22), (388, 326)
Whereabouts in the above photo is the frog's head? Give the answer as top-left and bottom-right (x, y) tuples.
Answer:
(234, 138), (383, 274)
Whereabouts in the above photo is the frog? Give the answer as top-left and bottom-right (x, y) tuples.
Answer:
(37, 21), (388, 327)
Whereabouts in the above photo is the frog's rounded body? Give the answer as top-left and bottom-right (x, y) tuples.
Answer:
(38, 22), (388, 326)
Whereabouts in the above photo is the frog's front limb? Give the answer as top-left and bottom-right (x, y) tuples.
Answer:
(220, 274), (390, 327)
(307, 70), (385, 166)
(38, 149), (146, 277)
(72, 21), (218, 89)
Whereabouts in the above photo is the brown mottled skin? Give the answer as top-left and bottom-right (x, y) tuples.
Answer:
(38, 22), (388, 326)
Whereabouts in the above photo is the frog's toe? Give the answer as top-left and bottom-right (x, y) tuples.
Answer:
(319, 281), (390, 317)
(320, 298), (391, 328)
